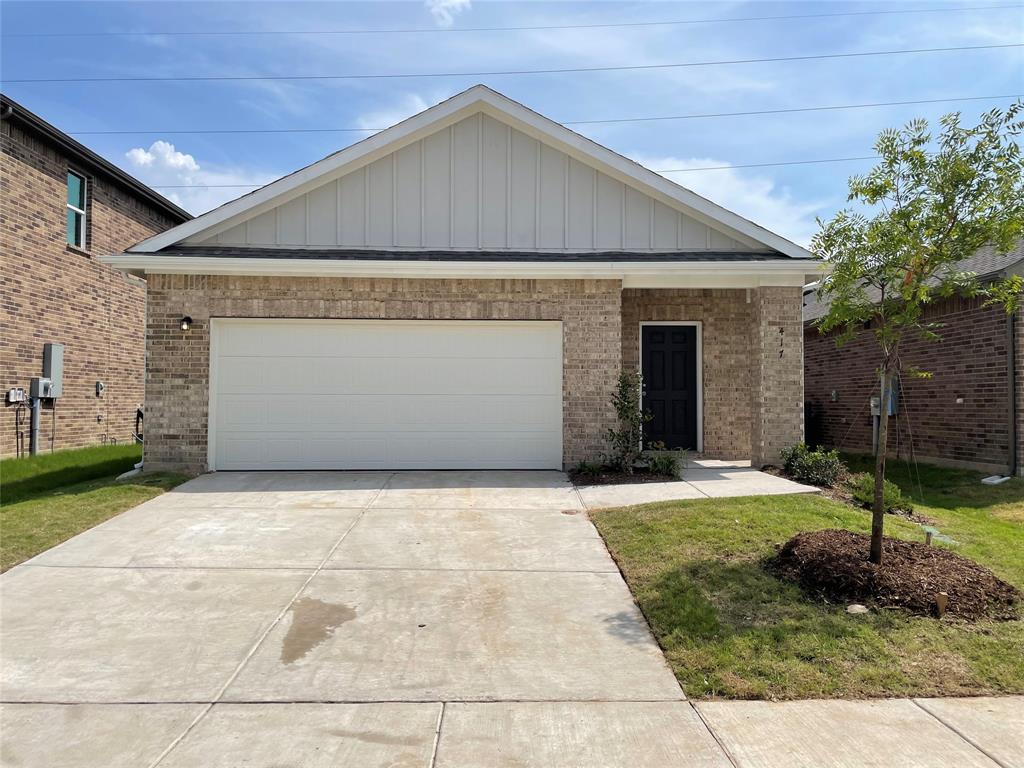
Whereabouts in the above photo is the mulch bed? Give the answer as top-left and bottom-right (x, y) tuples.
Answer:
(569, 468), (677, 486)
(767, 529), (1020, 621)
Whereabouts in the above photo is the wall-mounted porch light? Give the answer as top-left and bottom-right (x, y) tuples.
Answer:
(180, 316), (193, 332)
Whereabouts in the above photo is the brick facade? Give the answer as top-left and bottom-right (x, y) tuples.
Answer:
(1017, 304), (1024, 476)
(144, 277), (806, 473)
(143, 275), (622, 473)
(1, 119), (181, 456)
(750, 286), (805, 466)
(622, 288), (755, 459)
(805, 294), (1019, 474)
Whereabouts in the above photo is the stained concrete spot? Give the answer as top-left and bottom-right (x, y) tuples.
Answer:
(327, 728), (422, 747)
(185, 581), (203, 591)
(280, 598), (355, 665)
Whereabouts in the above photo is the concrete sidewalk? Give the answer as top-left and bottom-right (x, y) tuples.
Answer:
(576, 458), (819, 509)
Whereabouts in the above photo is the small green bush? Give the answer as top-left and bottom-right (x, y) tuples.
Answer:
(848, 472), (914, 514)
(572, 460), (602, 477)
(646, 452), (680, 477)
(779, 443), (845, 487)
(604, 371), (650, 474)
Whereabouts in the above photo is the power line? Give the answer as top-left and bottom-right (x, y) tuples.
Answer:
(5, 3), (1021, 37)
(145, 155), (885, 189)
(66, 94), (1021, 136)
(7, 43), (1021, 84)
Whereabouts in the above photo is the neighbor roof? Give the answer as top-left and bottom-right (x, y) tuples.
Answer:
(124, 85), (812, 259)
(1, 93), (192, 224)
(803, 241), (1024, 322)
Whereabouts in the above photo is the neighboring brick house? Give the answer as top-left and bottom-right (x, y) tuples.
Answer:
(103, 85), (816, 473)
(1, 94), (191, 456)
(804, 243), (1024, 475)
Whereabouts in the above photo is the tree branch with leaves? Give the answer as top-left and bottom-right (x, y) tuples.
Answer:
(813, 102), (1024, 565)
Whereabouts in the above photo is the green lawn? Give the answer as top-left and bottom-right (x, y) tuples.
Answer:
(591, 459), (1024, 700)
(1, 445), (188, 571)
(2, 443), (144, 505)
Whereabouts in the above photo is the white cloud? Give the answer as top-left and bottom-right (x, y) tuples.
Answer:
(125, 140), (276, 216)
(425, 0), (471, 28)
(637, 155), (826, 247)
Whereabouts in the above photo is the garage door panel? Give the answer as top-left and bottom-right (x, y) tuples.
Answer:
(218, 358), (559, 397)
(219, 322), (562, 360)
(217, 394), (560, 432)
(211, 320), (563, 469)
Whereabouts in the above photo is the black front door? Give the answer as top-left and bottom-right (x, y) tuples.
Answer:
(641, 325), (698, 450)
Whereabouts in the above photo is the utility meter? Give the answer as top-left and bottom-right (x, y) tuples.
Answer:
(30, 377), (54, 399)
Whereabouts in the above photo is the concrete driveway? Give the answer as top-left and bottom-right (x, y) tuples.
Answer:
(0, 470), (729, 767)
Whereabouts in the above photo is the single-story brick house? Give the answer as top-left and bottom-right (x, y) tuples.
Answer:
(804, 242), (1024, 476)
(103, 85), (818, 473)
(1, 93), (191, 456)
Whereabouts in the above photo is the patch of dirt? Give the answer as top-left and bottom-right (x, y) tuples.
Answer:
(570, 468), (677, 486)
(767, 529), (1020, 621)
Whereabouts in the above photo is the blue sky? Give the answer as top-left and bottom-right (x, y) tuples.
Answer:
(3, 1), (1022, 245)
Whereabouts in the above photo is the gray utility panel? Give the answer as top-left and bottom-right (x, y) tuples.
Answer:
(42, 343), (64, 398)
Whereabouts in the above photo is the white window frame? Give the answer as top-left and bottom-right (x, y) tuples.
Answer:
(66, 169), (87, 248)
(638, 321), (704, 453)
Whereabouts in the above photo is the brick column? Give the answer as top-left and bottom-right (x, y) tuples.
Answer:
(750, 286), (804, 467)
(143, 274), (212, 474)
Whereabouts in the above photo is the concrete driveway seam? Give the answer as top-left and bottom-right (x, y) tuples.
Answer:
(689, 701), (741, 768)
(427, 702), (447, 768)
(146, 472), (397, 768)
(912, 699), (1013, 768)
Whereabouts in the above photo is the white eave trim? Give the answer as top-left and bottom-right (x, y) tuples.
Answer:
(126, 85), (813, 260)
(101, 253), (821, 287)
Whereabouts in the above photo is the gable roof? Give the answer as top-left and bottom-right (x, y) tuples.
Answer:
(1, 93), (192, 224)
(127, 85), (811, 258)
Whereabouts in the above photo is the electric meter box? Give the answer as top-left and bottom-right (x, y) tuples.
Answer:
(43, 343), (64, 398)
(30, 377), (54, 399)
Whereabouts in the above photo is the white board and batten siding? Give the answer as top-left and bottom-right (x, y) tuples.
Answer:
(195, 113), (756, 252)
(209, 319), (563, 470)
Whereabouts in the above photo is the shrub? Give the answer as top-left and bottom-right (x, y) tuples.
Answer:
(646, 452), (680, 477)
(572, 460), (602, 477)
(848, 472), (914, 514)
(779, 443), (845, 487)
(605, 371), (650, 474)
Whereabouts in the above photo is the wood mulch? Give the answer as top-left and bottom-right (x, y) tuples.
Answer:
(767, 529), (1021, 621)
(569, 468), (677, 486)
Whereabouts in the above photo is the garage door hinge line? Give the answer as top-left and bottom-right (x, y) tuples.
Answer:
(147, 472), (396, 768)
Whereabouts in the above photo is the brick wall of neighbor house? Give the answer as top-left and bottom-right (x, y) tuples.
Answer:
(1015, 303), (1023, 476)
(622, 288), (756, 459)
(750, 286), (805, 466)
(143, 275), (622, 472)
(804, 295), (1015, 474)
(1, 120), (178, 456)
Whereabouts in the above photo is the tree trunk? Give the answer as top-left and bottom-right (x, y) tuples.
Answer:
(871, 369), (891, 565)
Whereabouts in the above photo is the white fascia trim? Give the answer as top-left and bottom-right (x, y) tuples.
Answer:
(129, 85), (813, 259)
(100, 253), (819, 287)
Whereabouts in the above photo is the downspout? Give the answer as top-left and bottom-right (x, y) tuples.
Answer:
(1009, 309), (1017, 477)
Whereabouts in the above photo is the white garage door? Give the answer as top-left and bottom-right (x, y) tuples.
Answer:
(209, 319), (563, 470)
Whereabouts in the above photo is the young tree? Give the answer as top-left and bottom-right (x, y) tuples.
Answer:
(813, 103), (1024, 565)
